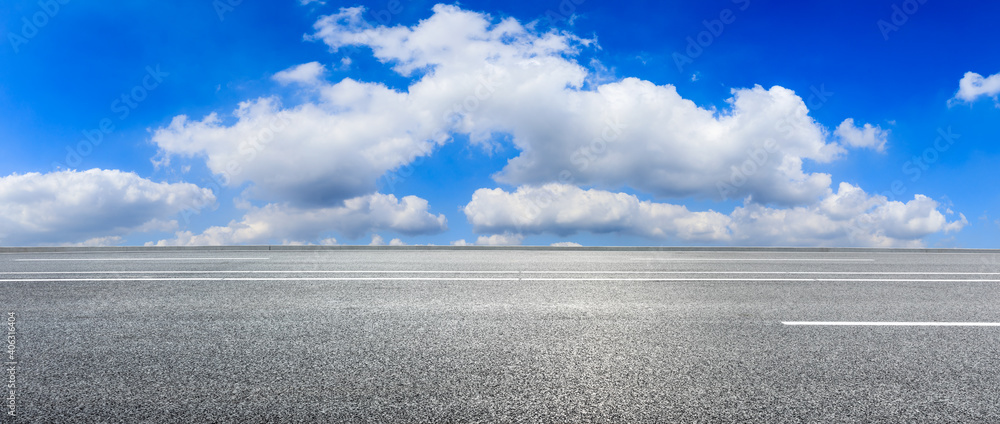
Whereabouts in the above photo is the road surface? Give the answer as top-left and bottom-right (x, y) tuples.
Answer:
(3, 247), (1000, 422)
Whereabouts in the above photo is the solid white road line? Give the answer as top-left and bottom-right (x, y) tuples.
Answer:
(4, 277), (1000, 282)
(630, 258), (875, 261)
(13, 258), (269, 261)
(2, 271), (999, 275)
(782, 321), (1000, 327)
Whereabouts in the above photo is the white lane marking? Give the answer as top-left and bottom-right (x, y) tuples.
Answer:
(630, 258), (874, 262)
(4, 278), (1000, 282)
(782, 321), (1000, 327)
(0, 249), (271, 255)
(13, 258), (269, 261)
(2, 271), (998, 275)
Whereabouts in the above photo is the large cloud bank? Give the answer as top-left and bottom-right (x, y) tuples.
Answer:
(145, 4), (964, 246)
(0, 169), (214, 246)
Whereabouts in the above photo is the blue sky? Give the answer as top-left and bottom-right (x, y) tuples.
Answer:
(1, 0), (998, 247)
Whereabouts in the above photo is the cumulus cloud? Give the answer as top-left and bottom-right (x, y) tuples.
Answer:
(463, 183), (966, 247)
(448, 234), (524, 246)
(0, 169), (214, 246)
(835, 118), (889, 152)
(465, 184), (731, 242)
(730, 192), (967, 247)
(152, 4), (870, 210)
(474, 233), (524, 246)
(305, 5), (866, 206)
(149, 192), (446, 246)
(57, 236), (126, 248)
(151, 88), (446, 207)
(145, 4), (967, 246)
(551, 242), (582, 247)
(950, 71), (1000, 105)
(368, 234), (407, 246)
(272, 61), (327, 86)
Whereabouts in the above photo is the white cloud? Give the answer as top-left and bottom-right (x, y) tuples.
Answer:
(449, 235), (524, 246)
(465, 184), (731, 242)
(151, 89), (447, 207)
(551, 242), (582, 247)
(463, 183), (966, 247)
(728, 193), (967, 247)
(272, 61), (327, 86)
(145, 4), (968, 246)
(475, 233), (523, 246)
(951, 71), (1000, 105)
(368, 235), (407, 246)
(835, 118), (889, 153)
(0, 169), (214, 246)
(306, 5), (854, 206)
(57, 236), (125, 248)
(152, 5), (861, 211)
(339, 57), (352, 70)
(150, 192), (446, 246)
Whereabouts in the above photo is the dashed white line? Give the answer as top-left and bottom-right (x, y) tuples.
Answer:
(630, 258), (874, 262)
(2, 271), (997, 275)
(782, 321), (1000, 327)
(13, 258), (269, 261)
(3, 278), (1000, 283)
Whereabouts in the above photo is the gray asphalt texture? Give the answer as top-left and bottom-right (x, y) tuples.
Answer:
(3, 248), (1000, 423)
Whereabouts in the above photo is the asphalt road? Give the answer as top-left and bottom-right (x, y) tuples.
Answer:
(3, 248), (1000, 423)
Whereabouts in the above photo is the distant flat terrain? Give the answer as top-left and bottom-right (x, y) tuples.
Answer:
(3, 248), (1000, 422)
